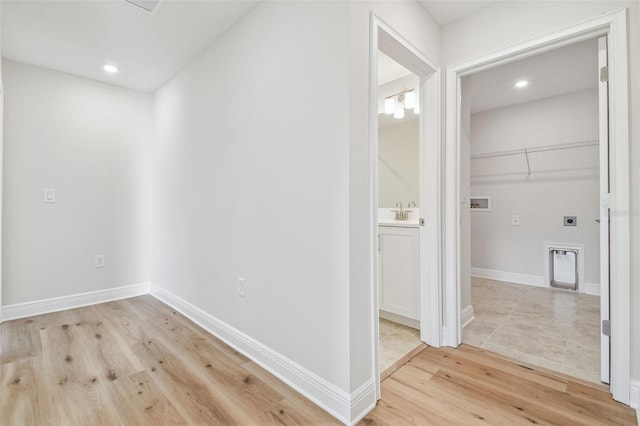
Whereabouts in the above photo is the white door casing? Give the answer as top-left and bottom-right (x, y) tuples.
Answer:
(444, 9), (630, 404)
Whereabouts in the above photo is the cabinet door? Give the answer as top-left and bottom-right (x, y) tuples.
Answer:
(379, 226), (419, 320)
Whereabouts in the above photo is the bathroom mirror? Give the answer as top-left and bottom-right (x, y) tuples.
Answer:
(377, 53), (420, 209)
(378, 111), (419, 208)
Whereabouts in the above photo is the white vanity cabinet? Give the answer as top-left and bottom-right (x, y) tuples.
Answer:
(378, 225), (420, 322)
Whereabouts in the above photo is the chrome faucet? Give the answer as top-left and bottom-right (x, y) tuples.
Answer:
(404, 201), (415, 220)
(393, 202), (409, 221)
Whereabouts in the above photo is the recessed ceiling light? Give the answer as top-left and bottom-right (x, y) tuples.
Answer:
(103, 64), (118, 74)
(515, 80), (529, 88)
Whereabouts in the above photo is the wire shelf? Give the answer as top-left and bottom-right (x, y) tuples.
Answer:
(470, 139), (599, 178)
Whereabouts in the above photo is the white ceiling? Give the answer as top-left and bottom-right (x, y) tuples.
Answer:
(1, 0), (258, 93)
(467, 38), (599, 114)
(418, 1), (500, 25)
(378, 51), (412, 86)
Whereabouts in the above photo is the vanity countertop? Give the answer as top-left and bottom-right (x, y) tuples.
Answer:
(378, 219), (419, 228)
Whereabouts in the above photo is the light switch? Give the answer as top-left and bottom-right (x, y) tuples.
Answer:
(44, 188), (56, 203)
(512, 215), (520, 226)
(94, 255), (105, 268)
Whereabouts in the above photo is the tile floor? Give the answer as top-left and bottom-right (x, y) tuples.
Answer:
(463, 277), (602, 384)
(379, 318), (422, 372)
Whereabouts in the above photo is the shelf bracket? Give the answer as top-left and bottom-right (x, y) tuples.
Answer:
(524, 147), (531, 178)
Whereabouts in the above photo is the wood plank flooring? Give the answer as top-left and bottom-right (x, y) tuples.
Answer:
(1, 295), (636, 425)
(0, 296), (337, 425)
(362, 344), (637, 426)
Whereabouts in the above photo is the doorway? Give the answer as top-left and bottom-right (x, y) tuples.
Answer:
(368, 14), (440, 398)
(459, 37), (605, 385)
(444, 9), (630, 404)
(376, 52), (423, 375)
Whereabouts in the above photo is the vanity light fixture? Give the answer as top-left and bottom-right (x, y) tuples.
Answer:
(515, 79), (529, 88)
(384, 97), (395, 115)
(384, 88), (419, 119)
(394, 103), (405, 119)
(404, 90), (416, 109)
(103, 64), (118, 74)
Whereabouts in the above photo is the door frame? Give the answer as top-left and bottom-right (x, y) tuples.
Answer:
(443, 8), (630, 403)
(368, 12), (441, 399)
(0, 69), (4, 323)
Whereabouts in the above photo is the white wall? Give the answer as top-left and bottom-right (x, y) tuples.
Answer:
(2, 60), (152, 305)
(151, 0), (351, 395)
(470, 89), (600, 285)
(470, 89), (599, 156)
(378, 118), (419, 208)
(441, 0), (640, 388)
(348, 0), (440, 402)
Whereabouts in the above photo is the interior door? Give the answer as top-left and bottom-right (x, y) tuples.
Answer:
(597, 36), (610, 385)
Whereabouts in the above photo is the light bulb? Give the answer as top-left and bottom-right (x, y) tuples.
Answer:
(384, 97), (395, 115)
(394, 104), (405, 119)
(404, 91), (416, 109)
(103, 64), (118, 73)
(515, 80), (528, 88)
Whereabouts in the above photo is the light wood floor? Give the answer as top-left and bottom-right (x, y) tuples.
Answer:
(1, 296), (636, 425)
(0, 296), (337, 425)
(362, 344), (636, 425)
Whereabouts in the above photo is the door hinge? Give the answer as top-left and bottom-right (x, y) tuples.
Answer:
(600, 66), (609, 83)
(600, 192), (612, 209)
(602, 319), (611, 337)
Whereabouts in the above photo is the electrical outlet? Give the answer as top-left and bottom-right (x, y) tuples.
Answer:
(238, 277), (246, 297)
(43, 188), (56, 203)
(512, 215), (520, 226)
(94, 255), (105, 268)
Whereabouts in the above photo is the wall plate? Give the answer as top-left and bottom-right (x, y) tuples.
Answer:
(43, 188), (56, 203)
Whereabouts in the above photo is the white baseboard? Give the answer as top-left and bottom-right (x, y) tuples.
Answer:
(461, 305), (475, 328)
(471, 268), (600, 296)
(349, 379), (376, 426)
(150, 284), (370, 425)
(630, 380), (639, 409)
(584, 282), (601, 296)
(1, 282), (150, 321)
(472, 268), (544, 287)
(379, 310), (419, 330)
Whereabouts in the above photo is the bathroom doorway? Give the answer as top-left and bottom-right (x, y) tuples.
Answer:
(369, 14), (441, 397)
(376, 52), (424, 376)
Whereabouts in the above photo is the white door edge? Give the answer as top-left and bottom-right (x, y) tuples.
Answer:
(597, 35), (611, 385)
